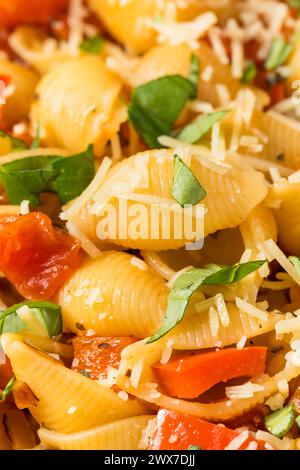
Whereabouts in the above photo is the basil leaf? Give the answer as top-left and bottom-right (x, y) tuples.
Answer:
(265, 38), (294, 70)
(0, 130), (28, 152)
(289, 256), (300, 275)
(241, 61), (257, 84)
(264, 405), (295, 438)
(80, 36), (104, 54)
(0, 376), (16, 401)
(128, 75), (196, 148)
(79, 370), (91, 378)
(0, 155), (58, 205)
(0, 145), (95, 205)
(172, 154), (206, 207)
(288, 0), (300, 13)
(147, 260), (266, 343)
(176, 110), (229, 144)
(187, 445), (202, 450)
(52, 144), (94, 204)
(189, 54), (200, 99)
(31, 122), (40, 149)
(0, 301), (62, 337)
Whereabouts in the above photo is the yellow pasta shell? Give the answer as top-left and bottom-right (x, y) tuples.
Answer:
(269, 181), (300, 256)
(0, 59), (38, 127)
(251, 110), (300, 169)
(32, 56), (126, 156)
(69, 149), (268, 250)
(38, 415), (154, 450)
(1, 334), (148, 433)
(58, 251), (168, 336)
(87, 0), (238, 54)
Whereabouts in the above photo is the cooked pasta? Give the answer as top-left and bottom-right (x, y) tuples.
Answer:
(32, 56), (127, 156)
(1, 0), (300, 453)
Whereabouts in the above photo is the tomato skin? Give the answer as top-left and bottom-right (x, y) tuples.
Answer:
(149, 409), (266, 450)
(152, 347), (267, 399)
(72, 335), (136, 381)
(0, 357), (12, 391)
(0, 0), (69, 28)
(0, 212), (83, 300)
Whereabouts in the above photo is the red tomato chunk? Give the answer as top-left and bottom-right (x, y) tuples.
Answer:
(0, 212), (83, 300)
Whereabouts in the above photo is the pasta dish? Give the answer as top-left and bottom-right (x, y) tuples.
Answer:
(1, 0), (300, 451)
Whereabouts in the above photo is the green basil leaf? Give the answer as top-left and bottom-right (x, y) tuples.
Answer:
(79, 370), (91, 378)
(52, 144), (94, 204)
(0, 376), (16, 401)
(189, 54), (200, 99)
(80, 36), (104, 54)
(187, 445), (202, 450)
(265, 38), (294, 70)
(241, 61), (257, 84)
(264, 405), (295, 438)
(128, 75), (196, 148)
(0, 130), (28, 152)
(31, 122), (40, 149)
(0, 145), (95, 206)
(288, 0), (300, 13)
(176, 110), (230, 144)
(289, 256), (300, 275)
(0, 301), (62, 337)
(172, 154), (206, 207)
(0, 155), (58, 205)
(147, 260), (266, 343)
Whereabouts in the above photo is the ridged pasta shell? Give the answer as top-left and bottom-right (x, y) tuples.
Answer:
(38, 415), (154, 450)
(58, 251), (168, 336)
(1, 334), (148, 433)
(69, 149), (268, 250)
(87, 0), (238, 54)
(252, 110), (300, 169)
(32, 56), (127, 156)
(0, 59), (38, 127)
(269, 181), (300, 256)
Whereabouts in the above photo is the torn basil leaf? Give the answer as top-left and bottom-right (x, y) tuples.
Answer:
(0, 144), (95, 206)
(241, 61), (257, 84)
(187, 445), (202, 450)
(0, 301), (62, 337)
(128, 75), (196, 148)
(265, 38), (294, 70)
(264, 405), (295, 438)
(0, 376), (16, 401)
(80, 35), (105, 54)
(147, 260), (266, 343)
(172, 154), (206, 207)
(176, 110), (230, 144)
(289, 256), (300, 275)
(0, 130), (28, 152)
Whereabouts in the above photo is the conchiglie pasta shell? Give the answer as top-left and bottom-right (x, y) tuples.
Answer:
(32, 56), (126, 156)
(9, 26), (73, 74)
(58, 251), (168, 336)
(1, 334), (148, 433)
(129, 42), (268, 110)
(240, 205), (278, 253)
(38, 415), (154, 450)
(251, 110), (300, 169)
(0, 59), (38, 127)
(69, 149), (268, 251)
(87, 0), (238, 54)
(269, 181), (300, 256)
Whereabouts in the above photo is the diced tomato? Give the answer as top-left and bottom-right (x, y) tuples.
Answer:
(268, 82), (286, 106)
(0, 212), (83, 300)
(0, 0), (69, 28)
(72, 335), (137, 381)
(149, 409), (267, 450)
(152, 347), (267, 399)
(0, 356), (12, 391)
